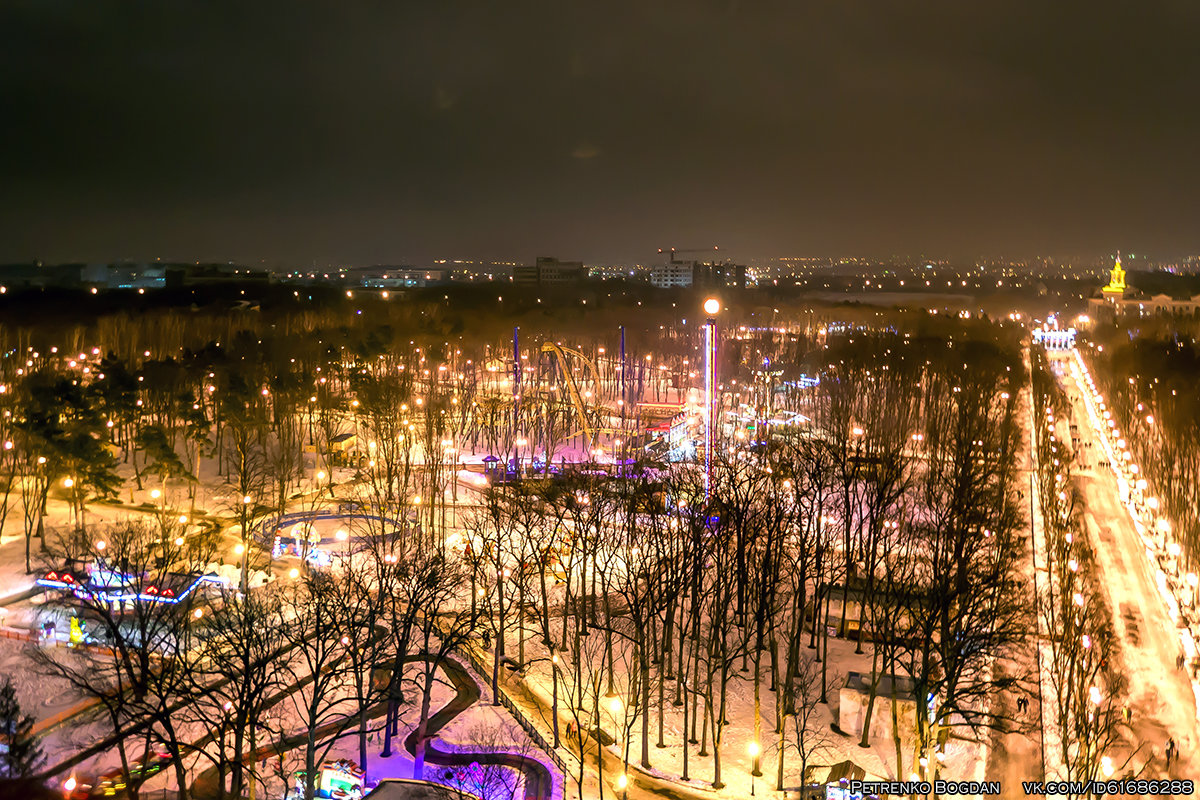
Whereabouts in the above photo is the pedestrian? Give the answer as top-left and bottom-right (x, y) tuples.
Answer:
(1123, 703), (1132, 724)
(1179, 653), (1186, 670)
(1166, 738), (1176, 769)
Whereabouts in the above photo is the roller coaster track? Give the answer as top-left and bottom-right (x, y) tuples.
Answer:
(540, 343), (602, 450)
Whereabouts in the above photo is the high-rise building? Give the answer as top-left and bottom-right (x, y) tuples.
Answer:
(650, 259), (746, 289)
(513, 257), (586, 284)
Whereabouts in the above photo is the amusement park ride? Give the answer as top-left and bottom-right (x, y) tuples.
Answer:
(538, 341), (629, 451)
(481, 332), (678, 459)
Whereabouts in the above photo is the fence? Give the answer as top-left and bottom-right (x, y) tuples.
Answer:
(453, 643), (570, 779)
(0, 625), (31, 641)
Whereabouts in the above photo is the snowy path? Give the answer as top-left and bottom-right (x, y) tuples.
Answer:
(984, 473), (1050, 795)
(404, 655), (554, 800)
(187, 653), (554, 800)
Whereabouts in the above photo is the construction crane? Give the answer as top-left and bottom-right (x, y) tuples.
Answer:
(657, 246), (720, 264)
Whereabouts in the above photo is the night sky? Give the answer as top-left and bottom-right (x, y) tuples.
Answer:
(3, 0), (1199, 265)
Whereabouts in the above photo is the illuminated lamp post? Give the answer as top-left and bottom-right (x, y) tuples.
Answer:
(64, 477), (76, 529)
(515, 437), (528, 476)
(1158, 518), (1172, 554)
(703, 297), (721, 498)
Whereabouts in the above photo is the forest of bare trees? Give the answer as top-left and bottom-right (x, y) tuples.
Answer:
(0, 298), (1034, 799)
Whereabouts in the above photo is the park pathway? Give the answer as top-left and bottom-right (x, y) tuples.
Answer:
(189, 653), (554, 800)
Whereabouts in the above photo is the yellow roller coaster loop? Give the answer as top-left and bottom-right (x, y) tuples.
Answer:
(540, 342), (606, 449)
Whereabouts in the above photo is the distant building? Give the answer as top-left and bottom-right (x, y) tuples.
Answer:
(1089, 291), (1200, 319)
(168, 264), (272, 287)
(650, 259), (746, 289)
(0, 263), (84, 288)
(513, 257), (585, 284)
(352, 267), (446, 288)
(105, 264), (166, 289)
(649, 261), (694, 288)
(0, 261), (271, 290)
(1087, 254), (1200, 319)
(590, 263), (639, 280)
(1101, 254), (1127, 299)
(694, 261), (747, 289)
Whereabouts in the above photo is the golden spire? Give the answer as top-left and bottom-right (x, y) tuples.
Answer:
(1102, 252), (1125, 295)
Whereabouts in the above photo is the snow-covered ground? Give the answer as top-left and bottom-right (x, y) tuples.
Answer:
(491, 620), (987, 799)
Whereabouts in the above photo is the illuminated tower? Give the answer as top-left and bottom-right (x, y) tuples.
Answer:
(1101, 253), (1126, 297)
(703, 297), (720, 497)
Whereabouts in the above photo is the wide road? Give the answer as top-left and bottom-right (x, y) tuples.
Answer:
(1054, 352), (1200, 779)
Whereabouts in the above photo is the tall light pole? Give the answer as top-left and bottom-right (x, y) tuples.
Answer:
(703, 297), (720, 498)
(748, 740), (760, 796)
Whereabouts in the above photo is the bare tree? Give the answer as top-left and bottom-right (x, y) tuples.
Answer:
(783, 654), (839, 793)
(30, 521), (216, 800)
(183, 586), (290, 800)
(280, 571), (358, 800)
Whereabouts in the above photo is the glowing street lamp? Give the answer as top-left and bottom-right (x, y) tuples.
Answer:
(515, 436), (528, 474)
(336, 528), (350, 560)
(749, 740), (761, 790)
(703, 298), (720, 497)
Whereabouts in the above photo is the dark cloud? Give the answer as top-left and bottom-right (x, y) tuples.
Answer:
(2, 0), (1199, 264)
